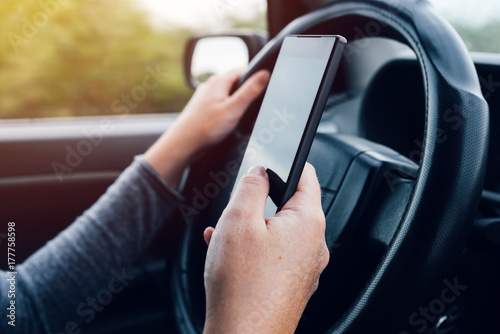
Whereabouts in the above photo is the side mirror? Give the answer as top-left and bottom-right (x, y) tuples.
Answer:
(184, 32), (267, 89)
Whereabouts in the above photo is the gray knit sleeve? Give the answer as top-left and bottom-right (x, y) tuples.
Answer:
(0, 155), (182, 333)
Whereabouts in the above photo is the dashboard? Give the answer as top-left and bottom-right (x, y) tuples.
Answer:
(325, 50), (500, 192)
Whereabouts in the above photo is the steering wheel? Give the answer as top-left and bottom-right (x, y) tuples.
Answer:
(169, 0), (489, 332)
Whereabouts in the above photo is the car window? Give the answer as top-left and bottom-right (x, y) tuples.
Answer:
(0, 0), (266, 119)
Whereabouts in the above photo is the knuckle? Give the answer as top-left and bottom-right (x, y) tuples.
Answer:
(223, 205), (245, 222)
(310, 278), (320, 293)
(315, 207), (326, 221)
(320, 245), (330, 270)
(219, 207), (259, 240)
(312, 209), (326, 229)
(240, 174), (266, 188)
(292, 205), (308, 221)
(224, 203), (254, 225)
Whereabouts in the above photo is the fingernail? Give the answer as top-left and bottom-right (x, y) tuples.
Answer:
(256, 71), (270, 86)
(247, 165), (266, 176)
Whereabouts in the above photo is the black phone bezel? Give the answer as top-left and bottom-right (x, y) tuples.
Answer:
(275, 34), (346, 211)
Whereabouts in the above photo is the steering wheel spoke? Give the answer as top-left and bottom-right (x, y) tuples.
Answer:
(309, 133), (417, 250)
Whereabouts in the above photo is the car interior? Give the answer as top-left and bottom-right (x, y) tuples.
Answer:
(1, 0), (499, 333)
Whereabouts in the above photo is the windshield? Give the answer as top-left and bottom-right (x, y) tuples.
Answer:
(312, 0), (499, 53)
(432, 0), (500, 53)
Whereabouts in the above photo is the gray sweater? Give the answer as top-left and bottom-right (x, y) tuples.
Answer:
(0, 156), (182, 333)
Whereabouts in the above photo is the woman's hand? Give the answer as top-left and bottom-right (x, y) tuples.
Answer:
(145, 69), (270, 188)
(203, 164), (329, 334)
(177, 69), (271, 147)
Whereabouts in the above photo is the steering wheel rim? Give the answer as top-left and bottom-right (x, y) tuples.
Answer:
(170, 0), (489, 332)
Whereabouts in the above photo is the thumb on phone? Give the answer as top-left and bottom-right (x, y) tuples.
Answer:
(219, 166), (270, 228)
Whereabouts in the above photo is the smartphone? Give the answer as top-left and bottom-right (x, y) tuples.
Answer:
(232, 34), (346, 218)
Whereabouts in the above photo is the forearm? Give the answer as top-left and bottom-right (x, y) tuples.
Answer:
(2, 156), (182, 333)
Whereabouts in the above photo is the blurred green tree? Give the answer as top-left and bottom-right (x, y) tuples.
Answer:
(0, 0), (194, 118)
(454, 21), (500, 54)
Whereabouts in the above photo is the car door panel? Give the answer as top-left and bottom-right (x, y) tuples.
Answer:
(0, 114), (178, 333)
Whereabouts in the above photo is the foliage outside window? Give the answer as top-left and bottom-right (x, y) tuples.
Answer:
(0, 0), (265, 119)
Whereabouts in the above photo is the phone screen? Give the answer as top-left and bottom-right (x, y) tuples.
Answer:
(233, 36), (336, 218)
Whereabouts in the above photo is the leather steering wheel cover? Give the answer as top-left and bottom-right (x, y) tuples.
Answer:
(174, 0), (490, 332)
